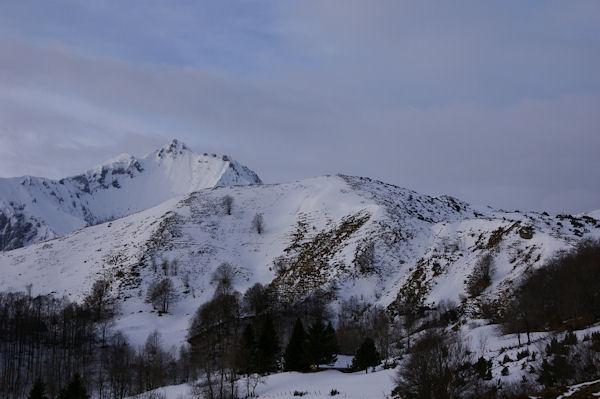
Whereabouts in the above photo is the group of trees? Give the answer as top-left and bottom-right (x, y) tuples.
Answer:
(0, 284), (194, 399)
(502, 239), (600, 342)
(28, 374), (89, 399)
(283, 318), (339, 371)
(0, 290), (101, 398)
(188, 263), (377, 398)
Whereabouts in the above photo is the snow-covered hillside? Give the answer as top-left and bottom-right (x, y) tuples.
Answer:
(0, 139), (261, 251)
(0, 174), (597, 347)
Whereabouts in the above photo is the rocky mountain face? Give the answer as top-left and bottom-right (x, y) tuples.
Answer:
(0, 172), (597, 346)
(0, 139), (261, 251)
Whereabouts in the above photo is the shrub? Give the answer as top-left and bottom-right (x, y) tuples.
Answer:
(516, 349), (529, 360)
(394, 330), (473, 399)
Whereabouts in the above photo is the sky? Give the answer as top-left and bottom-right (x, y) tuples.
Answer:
(0, 1), (599, 214)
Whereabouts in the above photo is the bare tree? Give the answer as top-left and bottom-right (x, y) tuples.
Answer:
(211, 263), (237, 297)
(222, 195), (234, 216)
(146, 278), (176, 313)
(394, 329), (473, 399)
(85, 279), (116, 322)
(251, 213), (264, 234)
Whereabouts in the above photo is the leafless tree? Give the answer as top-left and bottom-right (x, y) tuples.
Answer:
(394, 329), (473, 399)
(146, 278), (176, 313)
(211, 262), (237, 297)
(251, 213), (264, 234)
(222, 195), (234, 216)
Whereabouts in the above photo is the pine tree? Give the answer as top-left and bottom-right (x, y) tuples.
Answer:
(57, 374), (90, 399)
(305, 319), (338, 368)
(352, 337), (380, 373)
(28, 378), (49, 399)
(284, 318), (309, 371)
(324, 321), (339, 362)
(240, 323), (257, 374)
(257, 314), (280, 373)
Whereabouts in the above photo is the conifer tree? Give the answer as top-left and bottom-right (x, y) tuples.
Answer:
(240, 323), (257, 374)
(257, 314), (280, 373)
(28, 378), (49, 399)
(324, 321), (339, 362)
(352, 337), (380, 373)
(57, 374), (90, 399)
(284, 318), (308, 371)
(305, 319), (338, 368)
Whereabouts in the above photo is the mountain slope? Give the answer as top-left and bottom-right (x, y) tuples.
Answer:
(0, 174), (597, 346)
(0, 139), (261, 251)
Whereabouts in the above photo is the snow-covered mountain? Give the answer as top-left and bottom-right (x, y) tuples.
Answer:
(0, 139), (261, 251)
(0, 173), (598, 346)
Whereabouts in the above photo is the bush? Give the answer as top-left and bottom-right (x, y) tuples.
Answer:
(516, 349), (529, 360)
(394, 330), (473, 399)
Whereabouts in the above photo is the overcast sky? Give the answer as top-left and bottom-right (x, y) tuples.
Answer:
(0, 1), (599, 214)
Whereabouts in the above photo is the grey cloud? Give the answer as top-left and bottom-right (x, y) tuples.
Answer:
(0, 2), (599, 214)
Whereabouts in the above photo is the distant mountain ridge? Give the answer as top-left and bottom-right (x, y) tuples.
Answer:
(0, 139), (261, 251)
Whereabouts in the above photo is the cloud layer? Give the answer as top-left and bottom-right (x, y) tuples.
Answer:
(0, 1), (599, 213)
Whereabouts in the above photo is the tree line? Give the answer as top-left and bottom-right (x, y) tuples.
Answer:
(186, 262), (383, 398)
(0, 282), (194, 399)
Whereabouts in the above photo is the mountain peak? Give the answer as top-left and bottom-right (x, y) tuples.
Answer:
(0, 139), (262, 251)
(156, 139), (190, 159)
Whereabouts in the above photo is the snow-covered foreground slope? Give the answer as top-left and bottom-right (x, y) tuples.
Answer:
(129, 368), (398, 399)
(0, 175), (598, 347)
(0, 139), (261, 251)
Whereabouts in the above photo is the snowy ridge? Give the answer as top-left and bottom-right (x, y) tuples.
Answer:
(0, 174), (597, 347)
(0, 139), (261, 251)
